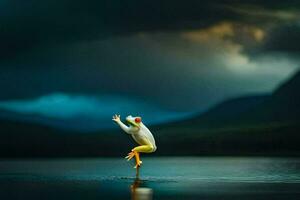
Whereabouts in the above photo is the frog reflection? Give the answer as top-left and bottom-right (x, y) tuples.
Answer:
(131, 178), (153, 200)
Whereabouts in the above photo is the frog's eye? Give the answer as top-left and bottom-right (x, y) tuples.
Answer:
(135, 117), (141, 123)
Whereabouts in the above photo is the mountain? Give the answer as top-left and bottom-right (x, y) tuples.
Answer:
(1, 115), (299, 157)
(240, 71), (300, 122)
(151, 70), (300, 156)
(0, 71), (300, 157)
(194, 95), (270, 120)
(162, 70), (300, 129)
(167, 95), (270, 129)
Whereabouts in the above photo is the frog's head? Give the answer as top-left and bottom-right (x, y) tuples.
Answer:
(126, 115), (142, 127)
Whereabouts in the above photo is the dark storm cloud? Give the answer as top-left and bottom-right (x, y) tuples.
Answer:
(1, 30), (298, 111)
(263, 24), (300, 53)
(1, 0), (299, 60)
(0, 0), (300, 111)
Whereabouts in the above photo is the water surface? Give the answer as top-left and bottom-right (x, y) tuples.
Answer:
(0, 157), (299, 199)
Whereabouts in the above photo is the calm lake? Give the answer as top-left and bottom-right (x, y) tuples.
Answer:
(0, 157), (300, 200)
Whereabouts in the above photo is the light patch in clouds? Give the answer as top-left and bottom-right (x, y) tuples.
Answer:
(138, 22), (300, 94)
(181, 22), (266, 44)
(224, 5), (300, 21)
(180, 22), (299, 75)
(182, 22), (235, 42)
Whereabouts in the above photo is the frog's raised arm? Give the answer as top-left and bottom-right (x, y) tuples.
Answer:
(112, 114), (131, 134)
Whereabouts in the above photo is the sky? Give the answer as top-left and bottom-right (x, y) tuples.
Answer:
(0, 0), (299, 131)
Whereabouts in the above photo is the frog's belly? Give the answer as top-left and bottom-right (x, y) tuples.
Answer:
(131, 134), (149, 146)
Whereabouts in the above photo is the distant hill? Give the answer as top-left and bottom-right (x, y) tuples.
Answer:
(1, 116), (299, 157)
(0, 71), (300, 157)
(163, 95), (270, 129)
(161, 70), (300, 129)
(239, 71), (300, 122)
(152, 70), (300, 156)
(195, 95), (270, 120)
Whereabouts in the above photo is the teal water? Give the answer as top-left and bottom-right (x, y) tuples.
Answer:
(0, 157), (300, 199)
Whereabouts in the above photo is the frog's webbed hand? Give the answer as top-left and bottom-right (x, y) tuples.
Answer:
(112, 114), (121, 123)
(112, 114), (131, 134)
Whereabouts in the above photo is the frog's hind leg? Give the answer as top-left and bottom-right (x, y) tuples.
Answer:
(131, 145), (154, 168)
(125, 150), (142, 168)
(133, 151), (141, 169)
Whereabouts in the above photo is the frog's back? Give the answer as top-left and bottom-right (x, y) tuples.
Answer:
(132, 123), (156, 151)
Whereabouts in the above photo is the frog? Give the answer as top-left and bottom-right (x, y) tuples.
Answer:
(112, 114), (157, 168)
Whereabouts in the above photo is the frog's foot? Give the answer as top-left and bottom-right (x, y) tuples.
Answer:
(133, 151), (142, 168)
(125, 151), (142, 168)
(134, 160), (142, 168)
(125, 151), (135, 161)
